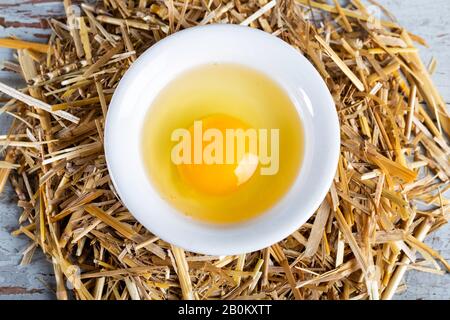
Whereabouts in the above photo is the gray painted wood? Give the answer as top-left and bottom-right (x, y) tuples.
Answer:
(0, 0), (448, 300)
(0, 0), (62, 300)
(378, 0), (450, 300)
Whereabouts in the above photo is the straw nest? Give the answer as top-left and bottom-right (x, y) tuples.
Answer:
(0, 0), (449, 300)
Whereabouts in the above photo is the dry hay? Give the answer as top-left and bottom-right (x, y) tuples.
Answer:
(0, 0), (449, 300)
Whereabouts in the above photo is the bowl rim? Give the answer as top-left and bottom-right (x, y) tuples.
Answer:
(104, 24), (340, 255)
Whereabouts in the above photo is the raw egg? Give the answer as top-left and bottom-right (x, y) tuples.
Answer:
(141, 63), (304, 224)
(177, 114), (258, 196)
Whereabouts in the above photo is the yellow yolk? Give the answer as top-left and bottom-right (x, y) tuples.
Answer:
(177, 115), (259, 196)
(142, 63), (304, 224)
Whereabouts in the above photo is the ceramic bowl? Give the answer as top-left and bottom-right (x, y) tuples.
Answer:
(105, 24), (340, 255)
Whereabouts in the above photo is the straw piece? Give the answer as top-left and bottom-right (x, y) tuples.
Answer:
(240, 0), (277, 27)
(405, 85), (417, 140)
(51, 95), (112, 111)
(367, 47), (417, 55)
(64, 0), (84, 58)
(271, 244), (302, 299)
(83, 42), (124, 77)
(335, 208), (368, 273)
(233, 254), (246, 286)
(367, 61), (400, 84)
(95, 79), (109, 119)
(315, 35), (365, 91)
(200, 2), (235, 25)
(405, 234), (450, 271)
(171, 246), (194, 300)
(382, 218), (433, 299)
(85, 205), (140, 242)
(79, 18), (92, 63)
(332, 0), (353, 32)
(0, 38), (49, 53)
(304, 200), (330, 258)
(0, 82), (80, 124)
(0, 150), (15, 193)
(97, 15), (152, 30)
(0, 161), (19, 169)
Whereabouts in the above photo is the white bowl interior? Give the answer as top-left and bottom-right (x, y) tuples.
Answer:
(105, 24), (340, 255)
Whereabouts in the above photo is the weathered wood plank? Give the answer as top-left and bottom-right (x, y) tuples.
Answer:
(0, 0), (64, 300)
(379, 0), (450, 300)
(0, 1), (64, 87)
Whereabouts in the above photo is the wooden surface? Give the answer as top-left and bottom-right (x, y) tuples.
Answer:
(0, 0), (449, 300)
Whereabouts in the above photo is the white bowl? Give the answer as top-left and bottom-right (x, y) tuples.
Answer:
(105, 24), (340, 255)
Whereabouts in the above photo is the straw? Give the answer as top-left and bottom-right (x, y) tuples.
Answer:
(0, 0), (448, 300)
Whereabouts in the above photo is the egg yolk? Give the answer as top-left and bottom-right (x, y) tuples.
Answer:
(177, 115), (259, 196)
